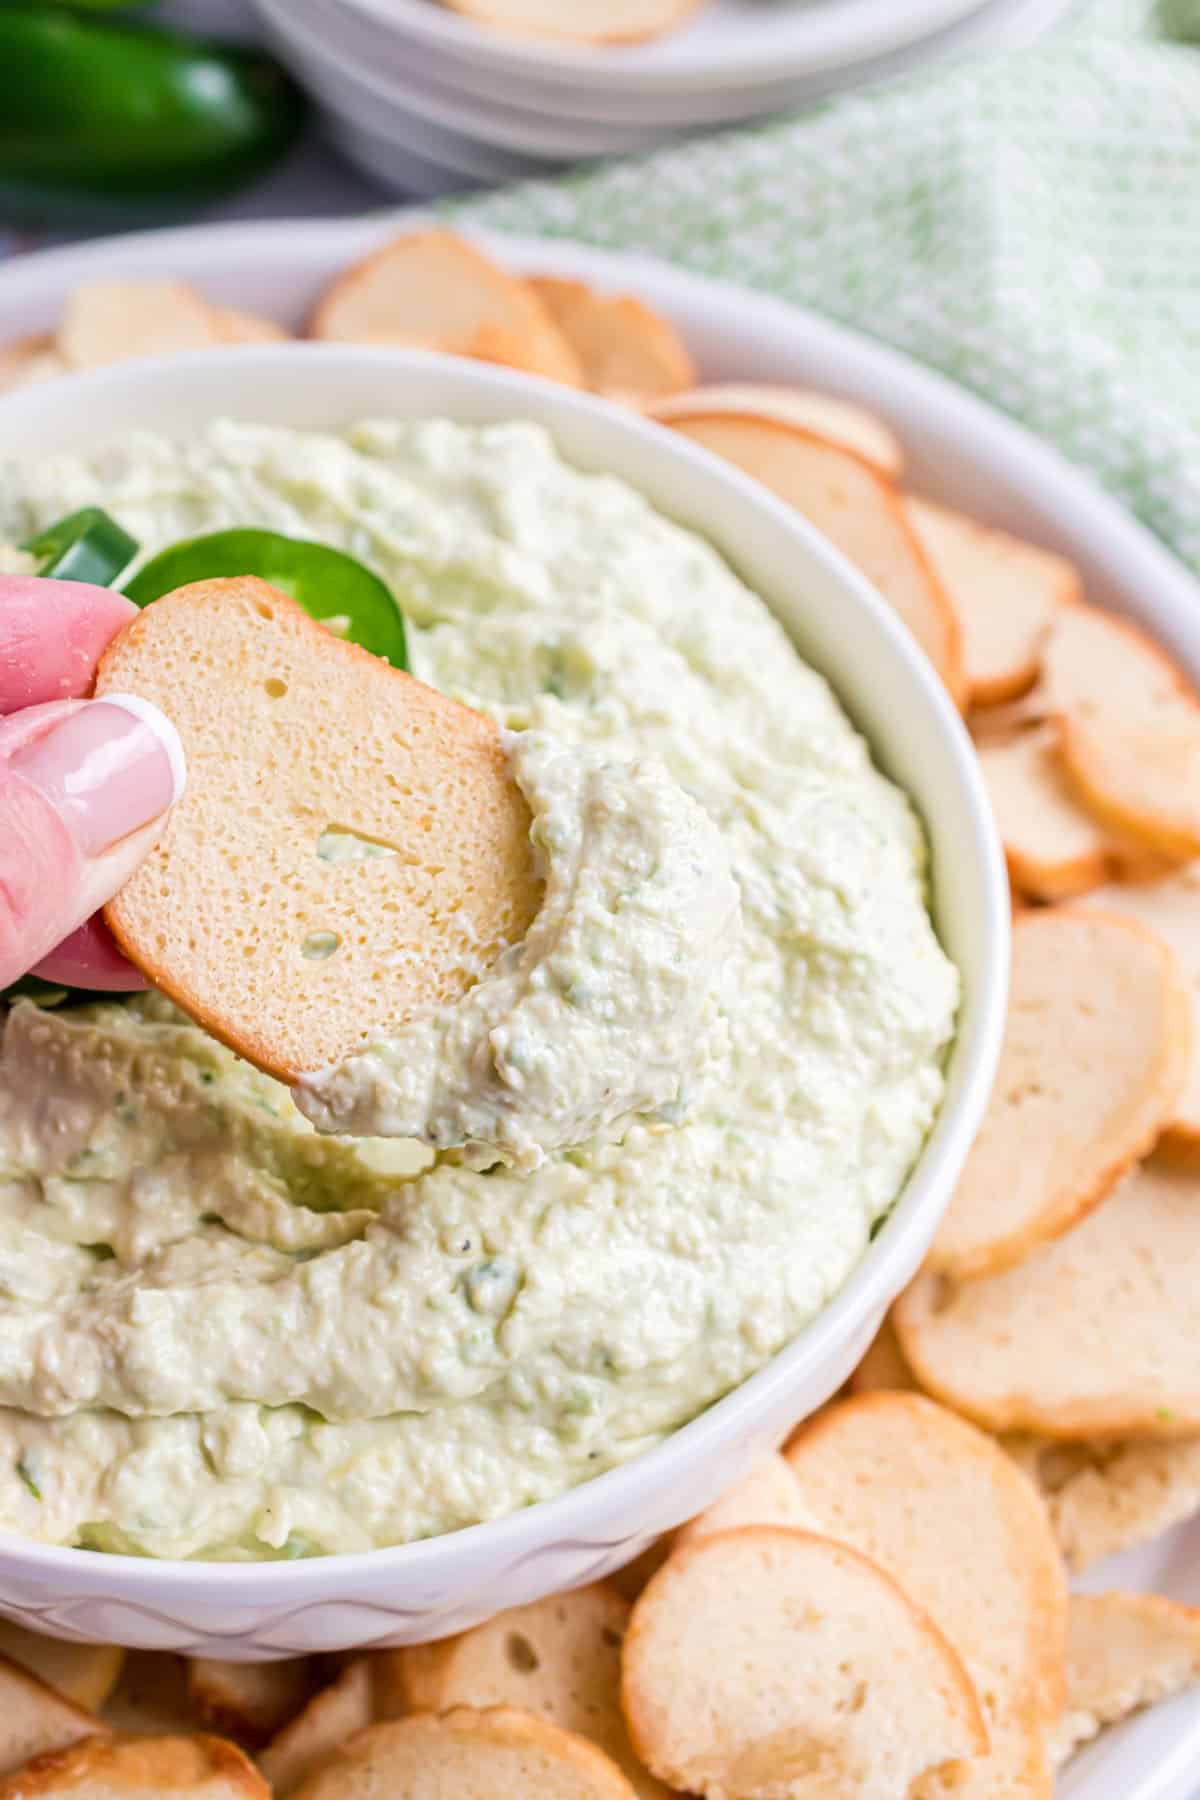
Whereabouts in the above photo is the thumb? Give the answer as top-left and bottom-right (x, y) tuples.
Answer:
(0, 696), (185, 988)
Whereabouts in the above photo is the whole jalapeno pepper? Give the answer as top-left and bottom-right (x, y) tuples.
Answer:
(0, 9), (306, 219)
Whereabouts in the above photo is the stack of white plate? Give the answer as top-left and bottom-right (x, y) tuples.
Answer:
(253, 0), (1078, 200)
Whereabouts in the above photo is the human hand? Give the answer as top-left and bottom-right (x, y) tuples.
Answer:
(0, 575), (185, 991)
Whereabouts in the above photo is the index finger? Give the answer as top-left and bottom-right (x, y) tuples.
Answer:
(0, 576), (137, 713)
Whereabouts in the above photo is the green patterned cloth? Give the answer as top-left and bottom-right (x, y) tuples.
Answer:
(452, 0), (1200, 572)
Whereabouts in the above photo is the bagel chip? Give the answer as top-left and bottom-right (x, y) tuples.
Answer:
(186, 1659), (316, 1749)
(906, 498), (1077, 706)
(622, 1527), (986, 1798)
(259, 1662), (374, 1797)
(1038, 604), (1200, 859)
(212, 308), (289, 345)
(607, 1543), (673, 1605)
(0, 1732), (267, 1798)
(1017, 1435), (1200, 1573)
(673, 1453), (812, 1549)
(1078, 866), (1200, 1159)
(0, 1628), (121, 1713)
(438, 0), (700, 43)
(0, 1656), (105, 1780)
(836, 1339), (1200, 1573)
(289, 1707), (637, 1800)
(664, 412), (965, 704)
(95, 577), (542, 1082)
(846, 1315), (920, 1395)
(975, 724), (1166, 901)
(379, 1584), (668, 1800)
(0, 336), (67, 396)
(897, 1157), (1200, 1439)
(649, 385), (902, 477)
(929, 910), (1192, 1279)
(308, 232), (582, 387)
(59, 280), (223, 368)
(786, 1394), (1066, 1794)
(529, 278), (694, 402)
(1051, 1593), (1200, 1766)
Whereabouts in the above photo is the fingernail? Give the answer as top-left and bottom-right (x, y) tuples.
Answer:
(11, 694), (186, 858)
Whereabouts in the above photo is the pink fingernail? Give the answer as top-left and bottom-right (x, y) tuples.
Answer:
(11, 695), (186, 858)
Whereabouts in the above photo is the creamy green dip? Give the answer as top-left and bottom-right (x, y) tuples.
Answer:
(297, 732), (739, 1169)
(0, 419), (958, 1559)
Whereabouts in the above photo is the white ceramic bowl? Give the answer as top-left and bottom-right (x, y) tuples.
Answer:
(320, 116), (481, 203)
(256, 0), (1076, 157)
(259, 0), (674, 163)
(328, 0), (997, 100)
(0, 338), (1006, 1656)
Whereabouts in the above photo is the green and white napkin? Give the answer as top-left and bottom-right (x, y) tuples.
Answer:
(453, 0), (1200, 573)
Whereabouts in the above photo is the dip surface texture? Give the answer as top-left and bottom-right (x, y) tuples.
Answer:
(295, 731), (740, 1168)
(0, 420), (958, 1559)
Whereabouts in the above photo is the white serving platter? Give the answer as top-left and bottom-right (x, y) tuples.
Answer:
(0, 218), (1196, 1794)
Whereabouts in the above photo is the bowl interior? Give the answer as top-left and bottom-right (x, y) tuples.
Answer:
(0, 344), (1001, 1036)
(0, 346), (1007, 1610)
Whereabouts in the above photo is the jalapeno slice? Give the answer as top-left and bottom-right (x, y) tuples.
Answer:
(24, 507), (139, 587)
(125, 528), (410, 670)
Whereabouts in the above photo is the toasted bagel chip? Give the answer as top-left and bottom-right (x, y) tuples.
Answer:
(341, 322), (588, 382)
(307, 232), (582, 387)
(438, 0), (700, 43)
(186, 1659), (316, 1749)
(100, 1653), (196, 1739)
(289, 1707), (637, 1800)
(1050, 1593), (1200, 1766)
(906, 499), (1077, 706)
(846, 1315), (920, 1396)
(929, 910), (1192, 1280)
(673, 1454), (812, 1551)
(259, 1662), (373, 1797)
(95, 577), (542, 1082)
(1032, 604), (1200, 859)
(1062, 711), (1200, 861)
(212, 308), (289, 345)
(897, 1156), (1200, 1439)
(453, 320), (586, 383)
(1077, 866), (1200, 1159)
(968, 689), (1050, 742)
(836, 1337), (1200, 1576)
(529, 279), (694, 403)
(0, 1655), (105, 1780)
(58, 281), (223, 368)
(607, 1542), (673, 1606)
(0, 336), (68, 396)
(622, 1527), (986, 1798)
(650, 385), (902, 477)
(0, 1630), (121, 1714)
(786, 1394), (1066, 1795)
(805, 1396), (1166, 1630)
(377, 1584), (668, 1800)
(975, 724), (1166, 902)
(663, 413), (965, 704)
(1013, 1435), (1200, 1572)
(0, 1732), (267, 1797)
(672, 1455), (812, 1549)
